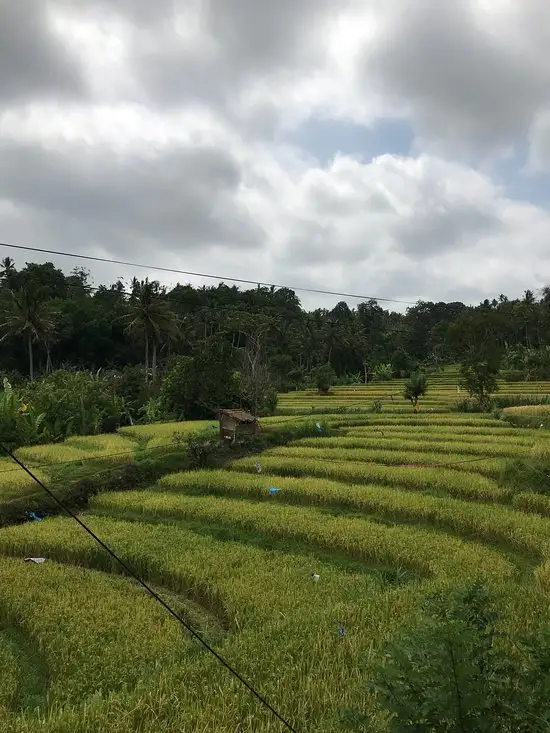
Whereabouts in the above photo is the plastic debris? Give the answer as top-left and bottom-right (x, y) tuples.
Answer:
(315, 422), (322, 432)
(27, 512), (43, 522)
(25, 557), (46, 564)
(268, 487), (280, 495)
(255, 462), (262, 474)
(311, 572), (320, 582)
(338, 625), (345, 638)
(541, 423), (545, 429)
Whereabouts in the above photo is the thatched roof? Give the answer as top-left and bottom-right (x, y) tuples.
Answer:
(218, 408), (258, 423)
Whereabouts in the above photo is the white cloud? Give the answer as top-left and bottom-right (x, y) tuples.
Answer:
(1, 0), (550, 310)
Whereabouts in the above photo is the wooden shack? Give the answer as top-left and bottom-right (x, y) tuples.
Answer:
(218, 408), (260, 441)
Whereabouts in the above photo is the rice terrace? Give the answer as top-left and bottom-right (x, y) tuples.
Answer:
(2, 367), (550, 731)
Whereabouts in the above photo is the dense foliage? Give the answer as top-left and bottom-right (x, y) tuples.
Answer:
(372, 583), (550, 732)
(3, 259), (550, 437)
(3, 260), (550, 384)
(403, 371), (427, 412)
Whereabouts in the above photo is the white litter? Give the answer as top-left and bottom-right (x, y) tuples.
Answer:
(311, 573), (320, 582)
(25, 557), (46, 564)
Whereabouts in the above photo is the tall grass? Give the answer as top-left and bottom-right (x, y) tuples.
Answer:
(234, 454), (505, 501)
(2, 371), (550, 731)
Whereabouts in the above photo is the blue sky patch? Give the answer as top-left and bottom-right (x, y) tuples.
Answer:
(287, 117), (414, 165)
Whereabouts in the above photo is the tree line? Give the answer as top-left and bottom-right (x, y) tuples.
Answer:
(2, 257), (550, 384)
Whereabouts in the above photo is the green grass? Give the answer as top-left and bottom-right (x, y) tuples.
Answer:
(3, 371), (550, 731)
(234, 453), (505, 501)
(502, 404), (550, 428)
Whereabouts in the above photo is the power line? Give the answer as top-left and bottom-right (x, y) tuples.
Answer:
(0, 242), (415, 306)
(0, 444), (300, 733)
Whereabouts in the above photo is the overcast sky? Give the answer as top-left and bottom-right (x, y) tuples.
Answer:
(2, 0), (550, 311)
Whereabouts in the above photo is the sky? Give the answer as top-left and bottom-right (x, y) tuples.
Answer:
(2, 0), (550, 312)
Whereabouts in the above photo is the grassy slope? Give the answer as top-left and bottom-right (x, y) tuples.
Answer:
(1, 369), (550, 730)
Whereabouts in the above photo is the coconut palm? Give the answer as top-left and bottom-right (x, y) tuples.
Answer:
(123, 278), (180, 382)
(0, 287), (58, 380)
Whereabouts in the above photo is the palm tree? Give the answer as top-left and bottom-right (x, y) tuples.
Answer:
(123, 278), (179, 382)
(0, 257), (16, 287)
(0, 287), (58, 380)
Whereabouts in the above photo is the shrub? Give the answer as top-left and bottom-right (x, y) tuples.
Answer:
(373, 363), (394, 382)
(22, 370), (125, 441)
(371, 583), (550, 732)
(455, 397), (485, 413)
(459, 360), (499, 410)
(311, 364), (335, 394)
(501, 369), (524, 382)
(0, 378), (46, 448)
(403, 372), (427, 412)
(177, 431), (226, 470)
(160, 349), (240, 420)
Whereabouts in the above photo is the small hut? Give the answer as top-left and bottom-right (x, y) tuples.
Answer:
(218, 408), (261, 441)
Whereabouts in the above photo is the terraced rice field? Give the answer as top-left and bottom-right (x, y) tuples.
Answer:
(1, 368), (550, 731)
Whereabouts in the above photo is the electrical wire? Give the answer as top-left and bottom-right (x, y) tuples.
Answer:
(0, 443), (300, 733)
(0, 242), (416, 305)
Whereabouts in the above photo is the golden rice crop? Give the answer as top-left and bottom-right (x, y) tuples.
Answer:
(234, 453), (504, 500)
(0, 556), (191, 707)
(0, 633), (19, 713)
(92, 490), (517, 584)
(502, 405), (550, 428)
(0, 514), (423, 732)
(292, 436), (527, 458)
(341, 425), (537, 441)
(118, 420), (214, 444)
(4, 369), (550, 732)
(16, 433), (139, 468)
(156, 469), (550, 561)
(0, 460), (47, 503)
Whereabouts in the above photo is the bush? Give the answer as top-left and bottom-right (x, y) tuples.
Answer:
(22, 370), (124, 441)
(501, 345), (550, 381)
(0, 378), (46, 448)
(311, 364), (335, 394)
(459, 360), (499, 409)
(371, 583), (550, 732)
(403, 372), (427, 412)
(373, 363), (394, 382)
(455, 397), (486, 413)
(501, 369), (524, 383)
(178, 431), (226, 469)
(160, 348), (241, 420)
(109, 365), (154, 422)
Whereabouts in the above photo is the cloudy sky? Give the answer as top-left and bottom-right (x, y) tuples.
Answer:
(2, 0), (550, 311)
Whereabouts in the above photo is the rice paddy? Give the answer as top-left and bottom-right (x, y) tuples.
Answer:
(1, 367), (550, 731)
